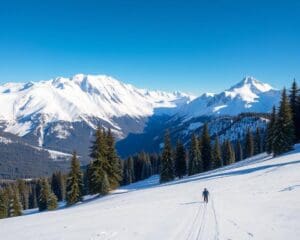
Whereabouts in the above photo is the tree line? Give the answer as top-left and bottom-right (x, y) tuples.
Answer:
(159, 124), (264, 183)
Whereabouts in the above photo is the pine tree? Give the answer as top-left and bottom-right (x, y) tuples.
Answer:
(122, 157), (135, 185)
(201, 123), (212, 171)
(38, 178), (50, 211)
(245, 128), (254, 158)
(273, 88), (295, 156)
(8, 187), (22, 217)
(212, 136), (222, 169)
(289, 79), (300, 142)
(174, 140), (187, 178)
(188, 134), (202, 175)
(150, 153), (160, 175)
(17, 179), (29, 210)
(47, 192), (58, 210)
(122, 159), (130, 185)
(141, 153), (152, 180)
(105, 129), (122, 189)
(235, 139), (243, 162)
(99, 171), (110, 194)
(66, 151), (83, 205)
(28, 184), (38, 209)
(51, 171), (65, 201)
(222, 140), (235, 165)
(160, 130), (174, 183)
(266, 106), (276, 154)
(89, 127), (111, 194)
(254, 128), (262, 155)
(0, 188), (9, 218)
(133, 154), (144, 181)
(128, 156), (135, 182)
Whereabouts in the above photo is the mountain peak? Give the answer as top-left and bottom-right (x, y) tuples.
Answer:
(229, 76), (273, 93)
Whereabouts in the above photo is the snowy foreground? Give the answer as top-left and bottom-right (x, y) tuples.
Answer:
(1, 147), (300, 240)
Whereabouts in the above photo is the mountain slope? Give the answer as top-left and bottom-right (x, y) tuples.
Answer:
(178, 76), (280, 119)
(117, 113), (270, 157)
(0, 74), (193, 141)
(0, 129), (70, 179)
(1, 146), (299, 239)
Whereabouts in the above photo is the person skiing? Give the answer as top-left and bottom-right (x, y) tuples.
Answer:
(202, 188), (209, 203)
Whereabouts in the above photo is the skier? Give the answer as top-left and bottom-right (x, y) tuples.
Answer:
(202, 188), (209, 203)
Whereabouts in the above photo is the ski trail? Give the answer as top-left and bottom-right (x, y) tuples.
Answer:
(211, 196), (220, 240)
(195, 197), (219, 240)
(196, 203), (207, 240)
(185, 202), (203, 240)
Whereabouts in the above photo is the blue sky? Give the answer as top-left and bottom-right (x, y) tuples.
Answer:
(0, 0), (299, 94)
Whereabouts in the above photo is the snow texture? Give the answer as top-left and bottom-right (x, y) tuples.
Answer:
(1, 145), (300, 240)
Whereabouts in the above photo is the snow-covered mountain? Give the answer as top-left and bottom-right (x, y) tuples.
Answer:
(2, 145), (300, 239)
(0, 74), (193, 141)
(178, 76), (280, 119)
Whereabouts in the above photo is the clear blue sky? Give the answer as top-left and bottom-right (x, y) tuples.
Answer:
(0, 0), (299, 94)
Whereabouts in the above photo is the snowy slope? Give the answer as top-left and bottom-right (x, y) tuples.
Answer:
(0, 74), (193, 138)
(1, 146), (300, 240)
(179, 76), (280, 119)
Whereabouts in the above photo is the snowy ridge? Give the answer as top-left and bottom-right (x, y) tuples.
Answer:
(179, 76), (280, 119)
(0, 74), (193, 137)
(1, 146), (300, 239)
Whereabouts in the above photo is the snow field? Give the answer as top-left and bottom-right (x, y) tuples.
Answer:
(1, 146), (300, 240)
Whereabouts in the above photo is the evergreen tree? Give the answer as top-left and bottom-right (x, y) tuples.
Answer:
(160, 130), (174, 183)
(0, 188), (9, 218)
(89, 127), (111, 194)
(133, 153), (144, 181)
(28, 184), (38, 209)
(245, 128), (254, 158)
(289, 79), (300, 142)
(235, 139), (243, 162)
(66, 151), (83, 205)
(8, 187), (22, 217)
(222, 140), (235, 165)
(201, 123), (212, 171)
(122, 159), (130, 185)
(174, 140), (187, 178)
(141, 153), (152, 180)
(38, 178), (51, 211)
(105, 129), (122, 189)
(188, 134), (202, 175)
(51, 171), (65, 201)
(122, 157), (136, 185)
(99, 171), (110, 194)
(35, 179), (42, 204)
(212, 136), (222, 169)
(254, 128), (262, 155)
(150, 153), (160, 175)
(17, 179), (29, 210)
(47, 192), (58, 210)
(273, 88), (295, 156)
(127, 156), (135, 182)
(266, 106), (276, 154)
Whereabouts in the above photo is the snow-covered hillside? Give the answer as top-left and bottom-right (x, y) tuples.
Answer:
(179, 76), (280, 119)
(0, 74), (193, 138)
(1, 146), (299, 240)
